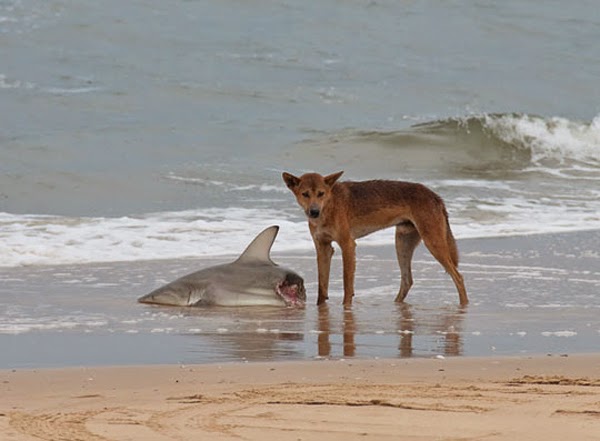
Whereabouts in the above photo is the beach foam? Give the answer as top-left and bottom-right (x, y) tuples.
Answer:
(484, 113), (600, 166)
(1, 194), (599, 268)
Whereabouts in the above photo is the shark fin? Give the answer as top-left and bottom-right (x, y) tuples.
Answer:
(235, 225), (279, 264)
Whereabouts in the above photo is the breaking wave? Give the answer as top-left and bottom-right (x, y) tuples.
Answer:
(1, 113), (598, 268)
(309, 113), (600, 174)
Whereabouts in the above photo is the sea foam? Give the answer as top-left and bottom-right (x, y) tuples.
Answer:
(484, 113), (600, 166)
(1, 195), (598, 268)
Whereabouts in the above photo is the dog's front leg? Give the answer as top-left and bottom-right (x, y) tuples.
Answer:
(314, 239), (334, 305)
(339, 237), (356, 306)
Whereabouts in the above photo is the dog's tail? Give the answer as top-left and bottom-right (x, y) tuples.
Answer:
(444, 208), (460, 267)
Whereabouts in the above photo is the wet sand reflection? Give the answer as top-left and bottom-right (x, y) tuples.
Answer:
(317, 303), (466, 358)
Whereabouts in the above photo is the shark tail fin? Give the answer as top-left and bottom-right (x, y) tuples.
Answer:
(235, 225), (279, 264)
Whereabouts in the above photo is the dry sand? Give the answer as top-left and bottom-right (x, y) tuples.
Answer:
(2, 354), (600, 440)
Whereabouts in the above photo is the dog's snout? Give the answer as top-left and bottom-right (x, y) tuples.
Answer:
(308, 206), (320, 218)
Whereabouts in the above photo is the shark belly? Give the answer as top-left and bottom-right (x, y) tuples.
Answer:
(209, 287), (287, 307)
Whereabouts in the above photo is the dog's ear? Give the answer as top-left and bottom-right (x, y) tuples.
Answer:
(324, 171), (344, 187)
(282, 172), (300, 190)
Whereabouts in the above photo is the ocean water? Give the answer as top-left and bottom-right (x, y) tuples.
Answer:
(2, 0), (600, 266)
(1, 1), (599, 365)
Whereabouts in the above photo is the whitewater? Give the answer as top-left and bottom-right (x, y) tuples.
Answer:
(2, 113), (599, 267)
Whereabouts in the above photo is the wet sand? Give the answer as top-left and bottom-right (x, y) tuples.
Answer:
(2, 354), (600, 440)
(1, 231), (599, 439)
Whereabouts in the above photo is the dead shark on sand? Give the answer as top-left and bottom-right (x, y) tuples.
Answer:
(138, 226), (306, 307)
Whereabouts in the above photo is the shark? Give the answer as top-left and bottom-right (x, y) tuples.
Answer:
(138, 226), (306, 307)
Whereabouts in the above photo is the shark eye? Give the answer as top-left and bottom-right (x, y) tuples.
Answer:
(317, 191), (325, 198)
(302, 191), (310, 198)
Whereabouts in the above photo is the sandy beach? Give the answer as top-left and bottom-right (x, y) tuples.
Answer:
(1, 232), (599, 441)
(1, 230), (599, 441)
(2, 354), (600, 440)
(2, 227), (598, 441)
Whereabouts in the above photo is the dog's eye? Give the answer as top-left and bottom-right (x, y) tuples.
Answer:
(302, 192), (310, 198)
(317, 191), (325, 198)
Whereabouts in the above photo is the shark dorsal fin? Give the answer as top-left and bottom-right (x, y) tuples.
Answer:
(235, 225), (279, 264)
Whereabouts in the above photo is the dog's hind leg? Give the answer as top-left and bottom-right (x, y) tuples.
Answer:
(445, 264), (468, 305)
(394, 223), (422, 302)
(418, 223), (468, 305)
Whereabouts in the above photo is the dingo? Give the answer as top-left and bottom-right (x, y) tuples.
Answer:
(282, 171), (468, 306)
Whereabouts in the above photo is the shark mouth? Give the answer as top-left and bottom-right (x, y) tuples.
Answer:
(277, 273), (306, 307)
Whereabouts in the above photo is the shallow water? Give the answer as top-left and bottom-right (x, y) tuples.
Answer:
(2, 231), (598, 368)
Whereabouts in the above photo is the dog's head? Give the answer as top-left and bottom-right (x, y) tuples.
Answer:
(282, 171), (344, 220)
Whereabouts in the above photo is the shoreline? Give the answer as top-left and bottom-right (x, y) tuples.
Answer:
(1, 229), (599, 368)
(2, 354), (600, 440)
(1, 226), (599, 270)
